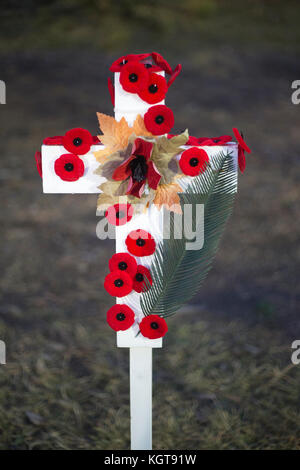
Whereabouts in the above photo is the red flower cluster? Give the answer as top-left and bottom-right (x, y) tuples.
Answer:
(113, 138), (161, 198)
(51, 128), (101, 183)
(118, 61), (169, 105)
(103, 222), (165, 337)
(106, 304), (135, 331)
(35, 151), (42, 178)
(126, 229), (156, 257)
(54, 153), (85, 181)
(233, 128), (251, 173)
(179, 148), (209, 177)
(109, 52), (181, 87)
(144, 105), (174, 135)
(105, 203), (133, 226)
(139, 314), (168, 339)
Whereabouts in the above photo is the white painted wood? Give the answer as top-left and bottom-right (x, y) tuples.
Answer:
(114, 71), (165, 126)
(116, 202), (164, 348)
(130, 347), (152, 450)
(42, 144), (106, 194)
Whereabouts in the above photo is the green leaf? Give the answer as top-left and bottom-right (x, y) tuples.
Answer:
(140, 150), (237, 317)
(151, 130), (189, 184)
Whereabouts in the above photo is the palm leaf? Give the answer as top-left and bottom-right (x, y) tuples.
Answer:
(140, 150), (237, 318)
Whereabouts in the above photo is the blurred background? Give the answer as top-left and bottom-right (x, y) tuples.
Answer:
(0, 0), (300, 449)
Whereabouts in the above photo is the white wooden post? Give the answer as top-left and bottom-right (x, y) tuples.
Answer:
(130, 348), (152, 450)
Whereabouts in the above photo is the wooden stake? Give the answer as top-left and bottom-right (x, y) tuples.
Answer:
(130, 348), (152, 450)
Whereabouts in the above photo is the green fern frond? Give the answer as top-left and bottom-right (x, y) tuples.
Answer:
(141, 151), (237, 318)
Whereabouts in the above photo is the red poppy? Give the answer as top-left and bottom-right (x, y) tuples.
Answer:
(109, 53), (151, 72)
(167, 63), (182, 87)
(168, 134), (232, 146)
(105, 203), (133, 226)
(104, 270), (133, 297)
(112, 138), (161, 198)
(119, 61), (149, 93)
(139, 314), (168, 339)
(133, 265), (153, 293)
(125, 229), (156, 257)
(196, 135), (232, 146)
(43, 136), (63, 145)
(107, 77), (115, 106)
(109, 253), (137, 278)
(179, 148), (209, 177)
(35, 151), (42, 178)
(106, 304), (135, 331)
(138, 72), (168, 104)
(144, 105), (174, 135)
(62, 128), (93, 155)
(43, 135), (100, 146)
(151, 52), (172, 74)
(54, 153), (85, 181)
(232, 128), (251, 173)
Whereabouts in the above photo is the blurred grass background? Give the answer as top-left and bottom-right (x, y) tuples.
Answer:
(0, 0), (300, 449)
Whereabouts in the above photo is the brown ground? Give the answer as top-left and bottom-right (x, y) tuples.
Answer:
(0, 45), (299, 449)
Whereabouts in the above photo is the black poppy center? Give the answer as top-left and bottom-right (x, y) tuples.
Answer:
(116, 210), (125, 219)
(149, 84), (158, 94)
(150, 322), (159, 330)
(73, 137), (82, 147)
(116, 312), (126, 321)
(114, 279), (124, 287)
(189, 157), (199, 167)
(129, 73), (138, 83)
(129, 155), (148, 183)
(135, 273), (144, 282)
(136, 237), (146, 247)
(155, 115), (164, 125)
(64, 163), (74, 172)
(118, 261), (128, 271)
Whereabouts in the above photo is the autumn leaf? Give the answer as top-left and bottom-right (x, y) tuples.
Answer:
(96, 193), (119, 212)
(153, 182), (183, 214)
(151, 130), (189, 184)
(94, 113), (153, 164)
(132, 114), (153, 138)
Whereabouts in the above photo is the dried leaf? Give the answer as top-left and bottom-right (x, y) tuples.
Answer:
(98, 180), (128, 197)
(94, 147), (112, 165)
(132, 114), (153, 138)
(96, 193), (119, 211)
(94, 113), (153, 164)
(25, 411), (44, 426)
(153, 182), (183, 214)
(151, 130), (189, 184)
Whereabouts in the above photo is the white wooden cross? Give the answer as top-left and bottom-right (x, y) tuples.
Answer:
(38, 59), (238, 450)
